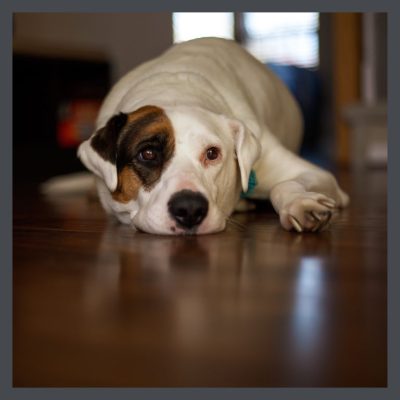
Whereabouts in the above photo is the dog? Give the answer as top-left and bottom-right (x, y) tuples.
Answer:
(77, 37), (349, 235)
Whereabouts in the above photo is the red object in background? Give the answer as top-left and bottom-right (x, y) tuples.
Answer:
(57, 99), (101, 148)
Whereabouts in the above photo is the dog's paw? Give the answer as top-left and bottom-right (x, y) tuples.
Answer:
(279, 192), (337, 233)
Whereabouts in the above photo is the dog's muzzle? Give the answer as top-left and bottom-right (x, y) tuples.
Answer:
(168, 190), (209, 230)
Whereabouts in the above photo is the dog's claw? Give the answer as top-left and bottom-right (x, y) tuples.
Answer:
(311, 219), (323, 232)
(318, 211), (333, 231)
(310, 210), (322, 222)
(288, 215), (303, 232)
(317, 198), (336, 209)
(310, 211), (332, 232)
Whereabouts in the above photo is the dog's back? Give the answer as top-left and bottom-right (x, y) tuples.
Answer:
(97, 37), (303, 153)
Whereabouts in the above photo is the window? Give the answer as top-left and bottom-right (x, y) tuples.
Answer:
(172, 12), (320, 69)
(172, 13), (234, 43)
(243, 13), (320, 68)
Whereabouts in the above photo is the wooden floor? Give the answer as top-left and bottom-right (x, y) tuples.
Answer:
(13, 168), (387, 387)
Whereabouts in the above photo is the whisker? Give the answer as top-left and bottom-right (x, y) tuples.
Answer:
(226, 216), (247, 230)
(218, 207), (247, 231)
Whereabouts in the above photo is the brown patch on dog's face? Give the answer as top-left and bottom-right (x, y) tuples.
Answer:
(112, 105), (175, 203)
(112, 167), (141, 203)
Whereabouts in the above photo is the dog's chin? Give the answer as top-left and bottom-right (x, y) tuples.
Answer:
(131, 219), (227, 236)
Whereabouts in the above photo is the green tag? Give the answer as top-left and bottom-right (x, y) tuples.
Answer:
(240, 170), (257, 198)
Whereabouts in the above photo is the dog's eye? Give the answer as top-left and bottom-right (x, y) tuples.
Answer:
(206, 147), (220, 161)
(138, 148), (157, 161)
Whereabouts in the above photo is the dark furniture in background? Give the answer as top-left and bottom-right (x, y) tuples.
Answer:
(13, 54), (111, 185)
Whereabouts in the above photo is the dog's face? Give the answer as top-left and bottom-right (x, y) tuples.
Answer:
(78, 105), (260, 235)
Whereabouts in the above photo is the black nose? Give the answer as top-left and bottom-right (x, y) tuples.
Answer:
(168, 190), (209, 229)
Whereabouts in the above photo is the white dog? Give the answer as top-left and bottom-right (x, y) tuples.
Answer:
(77, 37), (349, 235)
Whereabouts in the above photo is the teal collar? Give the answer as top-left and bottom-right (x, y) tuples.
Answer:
(240, 170), (258, 198)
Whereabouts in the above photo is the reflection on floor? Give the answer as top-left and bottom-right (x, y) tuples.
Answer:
(13, 168), (387, 387)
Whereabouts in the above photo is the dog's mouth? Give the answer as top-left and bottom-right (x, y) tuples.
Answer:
(130, 215), (202, 236)
(132, 219), (223, 236)
(170, 225), (199, 236)
(132, 225), (199, 236)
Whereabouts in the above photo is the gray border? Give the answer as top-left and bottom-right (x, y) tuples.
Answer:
(0, 0), (13, 398)
(387, 6), (399, 399)
(2, 2), (398, 400)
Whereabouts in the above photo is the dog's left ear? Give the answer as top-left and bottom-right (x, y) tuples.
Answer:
(77, 113), (128, 191)
(225, 118), (261, 192)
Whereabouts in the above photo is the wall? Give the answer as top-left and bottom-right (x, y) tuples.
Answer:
(362, 13), (387, 103)
(13, 13), (173, 82)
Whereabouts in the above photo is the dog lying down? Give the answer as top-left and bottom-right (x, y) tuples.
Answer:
(56, 37), (350, 235)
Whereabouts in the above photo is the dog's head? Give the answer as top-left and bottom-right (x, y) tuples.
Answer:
(78, 105), (260, 234)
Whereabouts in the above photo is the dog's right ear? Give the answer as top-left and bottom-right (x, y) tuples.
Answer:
(225, 118), (261, 193)
(77, 113), (128, 191)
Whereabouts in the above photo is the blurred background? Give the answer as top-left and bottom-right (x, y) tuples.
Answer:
(13, 12), (387, 186)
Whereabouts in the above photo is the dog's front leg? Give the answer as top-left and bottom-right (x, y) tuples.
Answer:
(255, 139), (349, 232)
